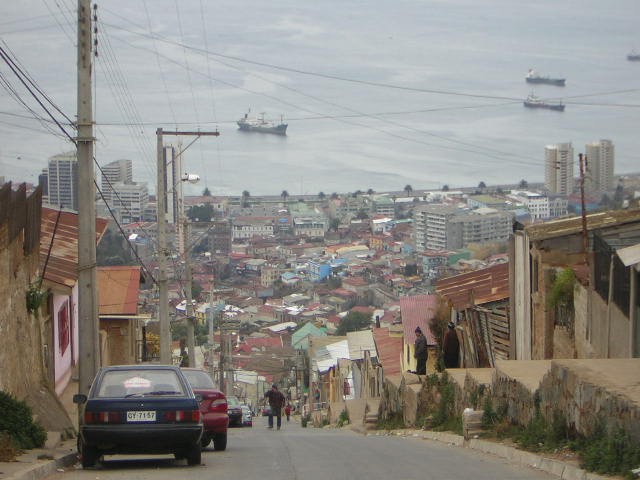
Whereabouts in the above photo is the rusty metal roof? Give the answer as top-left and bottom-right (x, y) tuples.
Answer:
(436, 262), (509, 310)
(373, 327), (403, 376)
(40, 207), (109, 289)
(97, 266), (141, 316)
(399, 294), (438, 345)
(525, 208), (640, 242)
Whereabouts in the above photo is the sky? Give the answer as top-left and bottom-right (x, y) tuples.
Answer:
(1, 0), (639, 196)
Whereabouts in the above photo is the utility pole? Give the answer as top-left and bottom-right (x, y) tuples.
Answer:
(77, 0), (99, 397)
(184, 218), (195, 367)
(156, 130), (218, 364)
(579, 153), (590, 271)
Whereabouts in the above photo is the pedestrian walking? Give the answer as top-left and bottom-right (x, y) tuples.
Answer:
(414, 326), (428, 375)
(264, 384), (286, 430)
(284, 403), (292, 422)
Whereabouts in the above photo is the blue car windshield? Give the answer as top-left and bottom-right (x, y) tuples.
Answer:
(95, 369), (186, 398)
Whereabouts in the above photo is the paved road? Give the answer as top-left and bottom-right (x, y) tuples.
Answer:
(45, 416), (555, 480)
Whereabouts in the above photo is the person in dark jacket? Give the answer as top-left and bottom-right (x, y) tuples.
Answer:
(443, 322), (460, 368)
(264, 384), (286, 430)
(414, 326), (428, 375)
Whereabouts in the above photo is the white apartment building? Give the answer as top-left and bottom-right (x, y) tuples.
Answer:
(413, 205), (459, 252)
(110, 182), (149, 224)
(293, 216), (327, 238)
(101, 159), (133, 202)
(231, 217), (276, 240)
(545, 143), (574, 195)
(46, 151), (78, 211)
(585, 139), (615, 193)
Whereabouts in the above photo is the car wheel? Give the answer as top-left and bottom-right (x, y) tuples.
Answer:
(200, 434), (211, 448)
(80, 439), (99, 468)
(186, 443), (202, 466)
(213, 432), (227, 451)
(174, 451), (186, 460)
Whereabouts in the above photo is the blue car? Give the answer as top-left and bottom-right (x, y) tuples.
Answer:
(74, 365), (203, 468)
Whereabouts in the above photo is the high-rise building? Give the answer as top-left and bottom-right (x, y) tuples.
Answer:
(545, 143), (574, 195)
(585, 139), (615, 193)
(101, 159), (133, 202)
(110, 182), (149, 224)
(46, 151), (78, 211)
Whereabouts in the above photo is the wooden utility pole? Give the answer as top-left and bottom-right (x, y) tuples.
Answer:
(77, 0), (99, 397)
(156, 130), (219, 364)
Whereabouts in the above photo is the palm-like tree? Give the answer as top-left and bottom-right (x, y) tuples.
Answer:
(366, 188), (374, 195)
(202, 187), (211, 196)
(318, 191), (326, 201)
(330, 192), (339, 200)
(404, 184), (413, 196)
(281, 190), (289, 204)
(442, 184), (449, 192)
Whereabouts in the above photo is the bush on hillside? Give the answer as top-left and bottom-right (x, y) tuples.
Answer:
(0, 391), (47, 449)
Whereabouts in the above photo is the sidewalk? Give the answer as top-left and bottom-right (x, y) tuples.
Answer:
(350, 425), (622, 480)
(0, 439), (77, 480)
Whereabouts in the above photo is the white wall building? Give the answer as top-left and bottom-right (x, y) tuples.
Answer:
(545, 143), (574, 195)
(585, 139), (615, 194)
(46, 151), (78, 211)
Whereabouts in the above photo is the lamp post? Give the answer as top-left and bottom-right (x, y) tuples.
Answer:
(156, 129), (218, 365)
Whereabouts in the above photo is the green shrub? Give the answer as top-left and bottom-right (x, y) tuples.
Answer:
(337, 409), (350, 427)
(376, 413), (405, 430)
(0, 392), (46, 449)
(301, 414), (311, 428)
(577, 425), (640, 478)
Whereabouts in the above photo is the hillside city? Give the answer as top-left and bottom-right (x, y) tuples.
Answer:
(2, 140), (640, 476)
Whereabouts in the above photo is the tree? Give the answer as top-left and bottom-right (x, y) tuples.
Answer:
(335, 311), (372, 335)
(478, 181), (486, 190)
(318, 192), (326, 200)
(187, 204), (213, 222)
(404, 184), (413, 196)
(330, 192), (339, 200)
(356, 209), (369, 220)
(442, 184), (449, 192)
(330, 218), (340, 231)
(366, 188), (374, 195)
(97, 228), (133, 266)
(241, 190), (250, 208)
(281, 190), (289, 203)
(202, 187), (211, 196)
(518, 179), (528, 189)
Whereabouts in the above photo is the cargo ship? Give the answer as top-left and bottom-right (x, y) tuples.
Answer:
(523, 93), (565, 111)
(627, 50), (640, 61)
(525, 69), (566, 86)
(237, 111), (287, 135)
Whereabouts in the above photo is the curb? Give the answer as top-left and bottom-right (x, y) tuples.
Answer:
(354, 428), (620, 480)
(1, 443), (77, 480)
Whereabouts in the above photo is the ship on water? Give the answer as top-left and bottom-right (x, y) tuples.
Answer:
(627, 49), (640, 61)
(523, 93), (565, 111)
(525, 69), (566, 86)
(237, 111), (287, 135)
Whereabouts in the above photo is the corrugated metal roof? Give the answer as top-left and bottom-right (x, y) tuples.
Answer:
(618, 243), (640, 267)
(373, 327), (403, 376)
(436, 262), (509, 310)
(40, 207), (108, 289)
(346, 330), (377, 360)
(399, 294), (438, 345)
(97, 266), (141, 316)
(525, 209), (640, 241)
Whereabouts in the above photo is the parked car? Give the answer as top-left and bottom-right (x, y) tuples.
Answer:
(74, 364), (203, 468)
(226, 395), (243, 427)
(241, 405), (252, 427)
(181, 368), (228, 450)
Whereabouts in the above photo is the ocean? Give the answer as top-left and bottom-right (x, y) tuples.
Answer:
(1, 0), (639, 196)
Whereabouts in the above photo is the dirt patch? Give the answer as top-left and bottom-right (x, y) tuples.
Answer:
(0, 432), (18, 462)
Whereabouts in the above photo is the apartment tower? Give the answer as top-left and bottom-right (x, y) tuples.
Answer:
(585, 139), (615, 193)
(46, 151), (78, 211)
(545, 143), (574, 195)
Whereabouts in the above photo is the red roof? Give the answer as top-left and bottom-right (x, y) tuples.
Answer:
(373, 327), (403, 376)
(436, 262), (509, 310)
(400, 294), (438, 345)
(245, 337), (284, 349)
(40, 207), (108, 289)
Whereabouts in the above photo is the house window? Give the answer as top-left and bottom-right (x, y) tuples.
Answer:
(58, 301), (70, 355)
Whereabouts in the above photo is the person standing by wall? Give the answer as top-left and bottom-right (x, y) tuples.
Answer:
(443, 322), (460, 368)
(414, 327), (428, 375)
(264, 384), (286, 430)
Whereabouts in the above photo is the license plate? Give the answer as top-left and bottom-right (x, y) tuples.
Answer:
(127, 411), (156, 422)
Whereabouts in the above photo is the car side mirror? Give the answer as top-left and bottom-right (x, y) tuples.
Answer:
(73, 393), (87, 404)
(194, 394), (203, 402)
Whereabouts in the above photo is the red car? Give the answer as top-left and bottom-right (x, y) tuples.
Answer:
(181, 368), (228, 451)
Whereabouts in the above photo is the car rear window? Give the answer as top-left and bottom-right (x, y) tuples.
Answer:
(182, 370), (215, 389)
(96, 369), (186, 398)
